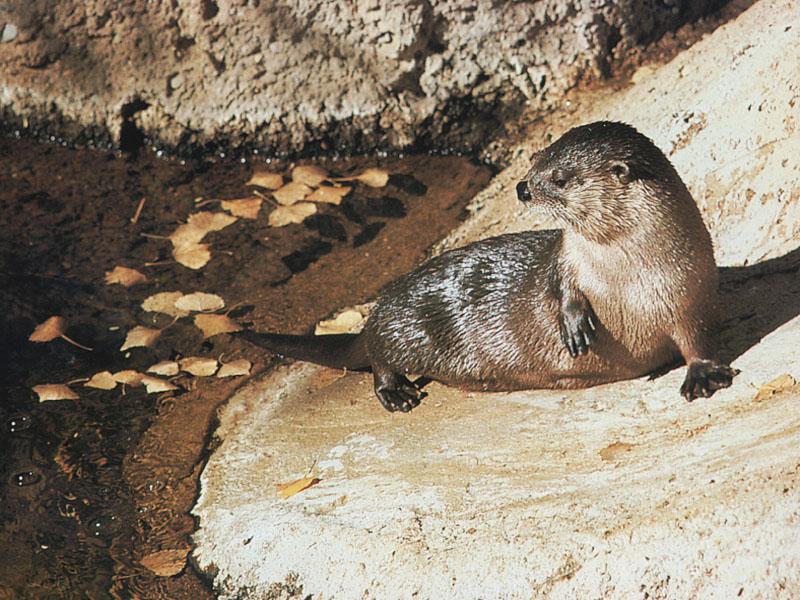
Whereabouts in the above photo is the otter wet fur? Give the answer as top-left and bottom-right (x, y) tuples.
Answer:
(238, 121), (738, 412)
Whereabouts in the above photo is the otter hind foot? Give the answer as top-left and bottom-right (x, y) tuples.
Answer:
(680, 360), (739, 401)
(373, 369), (425, 413)
(559, 302), (597, 357)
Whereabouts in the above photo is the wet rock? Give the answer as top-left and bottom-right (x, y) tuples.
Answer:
(0, 1), (722, 155)
(193, 2), (800, 597)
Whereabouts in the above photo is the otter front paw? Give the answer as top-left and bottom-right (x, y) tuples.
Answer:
(680, 360), (739, 401)
(559, 303), (597, 357)
(376, 376), (424, 413)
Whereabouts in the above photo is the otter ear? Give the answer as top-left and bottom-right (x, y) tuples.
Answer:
(610, 160), (630, 183)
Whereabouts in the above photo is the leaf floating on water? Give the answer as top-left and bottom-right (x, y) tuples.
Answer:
(141, 291), (190, 318)
(120, 326), (161, 351)
(306, 185), (351, 205)
(148, 361), (180, 377)
(194, 314), (241, 338)
(246, 171), (283, 190)
(179, 356), (219, 377)
(85, 371), (117, 390)
(141, 375), (179, 394)
(268, 202), (317, 227)
(105, 266), (148, 287)
(754, 373), (799, 402)
(174, 292), (225, 312)
(169, 212), (237, 249)
(335, 167), (390, 188)
(221, 198), (263, 219)
(29, 316), (93, 351)
(273, 182), (313, 206)
(113, 370), (144, 386)
(33, 384), (79, 402)
(291, 165), (328, 187)
(217, 358), (252, 378)
(173, 243), (212, 270)
(276, 476), (321, 499)
(315, 309), (366, 335)
(140, 548), (190, 577)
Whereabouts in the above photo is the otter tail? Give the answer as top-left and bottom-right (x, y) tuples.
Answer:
(235, 330), (371, 371)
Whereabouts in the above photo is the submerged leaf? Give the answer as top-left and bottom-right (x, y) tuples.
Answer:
(141, 375), (179, 394)
(147, 361), (180, 376)
(179, 356), (219, 377)
(292, 165), (328, 187)
(217, 358), (252, 378)
(173, 243), (212, 270)
(355, 167), (389, 188)
(221, 198), (262, 219)
(246, 171), (283, 190)
(194, 314), (241, 338)
(174, 292), (225, 312)
(268, 202), (317, 227)
(112, 370), (144, 386)
(306, 185), (351, 205)
(85, 371), (117, 390)
(141, 292), (190, 318)
(273, 182), (313, 206)
(33, 384), (79, 402)
(105, 266), (148, 287)
(120, 326), (161, 351)
(29, 316), (65, 342)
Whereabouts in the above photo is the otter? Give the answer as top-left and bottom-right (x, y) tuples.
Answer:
(238, 121), (738, 412)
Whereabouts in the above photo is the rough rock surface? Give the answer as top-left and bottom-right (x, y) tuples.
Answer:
(192, 1), (800, 597)
(0, 0), (723, 154)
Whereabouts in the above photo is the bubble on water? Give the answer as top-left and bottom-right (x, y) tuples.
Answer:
(7, 413), (32, 433)
(12, 469), (42, 487)
(87, 512), (120, 539)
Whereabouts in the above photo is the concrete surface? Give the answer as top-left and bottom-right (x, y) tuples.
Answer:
(192, 1), (800, 597)
(0, 1), (721, 154)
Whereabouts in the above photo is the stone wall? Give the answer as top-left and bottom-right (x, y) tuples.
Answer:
(0, 0), (724, 155)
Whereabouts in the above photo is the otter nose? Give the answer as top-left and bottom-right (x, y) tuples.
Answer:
(516, 181), (532, 202)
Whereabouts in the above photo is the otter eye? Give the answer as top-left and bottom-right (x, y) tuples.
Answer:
(551, 169), (568, 189)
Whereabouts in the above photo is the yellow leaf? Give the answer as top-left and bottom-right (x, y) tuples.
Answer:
(147, 361), (180, 376)
(273, 181), (313, 206)
(268, 202), (317, 227)
(194, 314), (241, 339)
(29, 316), (65, 342)
(179, 356), (219, 377)
(276, 476), (320, 499)
(113, 370), (144, 386)
(246, 171), (283, 190)
(173, 243), (212, 270)
(169, 212), (237, 249)
(141, 375), (179, 394)
(356, 167), (389, 187)
(221, 198), (262, 219)
(174, 292), (225, 312)
(141, 291), (190, 318)
(306, 185), (351, 205)
(291, 165), (328, 187)
(139, 548), (190, 577)
(85, 371), (117, 390)
(217, 358), (252, 378)
(754, 373), (799, 402)
(105, 266), (148, 287)
(120, 326), (161, 351)
(33, 384), (79, 402)
(315, 309), (366, 335)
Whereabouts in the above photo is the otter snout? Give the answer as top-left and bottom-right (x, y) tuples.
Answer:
(516, 181), (532, 203)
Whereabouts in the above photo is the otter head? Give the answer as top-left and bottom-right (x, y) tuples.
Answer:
(517, 121), (673, 244)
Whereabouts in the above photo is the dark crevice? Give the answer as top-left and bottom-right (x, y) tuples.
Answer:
(119, 98), (150, 156)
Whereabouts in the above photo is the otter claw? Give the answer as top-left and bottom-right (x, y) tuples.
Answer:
(375, 374), (425, 412)
(560, 306), (597, 358)
(680, 360), (739, 401)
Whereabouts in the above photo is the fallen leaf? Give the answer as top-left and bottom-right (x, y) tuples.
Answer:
(173, 243), (212, 270)
(147, 361), (180, 377)
(169, 223), (207, 249)
(85, 371), (117, 390)
(292, 165), (328, 187)
(29, 316), (93, 351)
(221, 198), (262, 219)
(276, 476), (321, 499)
(246, 171), (283, 190)
(268, 202), (317, 227)
(754, 373), (799, 402)
(315, 309), (366, 335)
(33, 384), (79, 402)
(139, 548), (190, 577)
(194, 314), (241, 338)
(306, 185), (351, 205)
(113, 370), (143, 386)
(355, 167), (389, 187)
(217, 358), (252, 378)
(141, 375), (179, 394)
(174, 292), (225, 312)
(142, 292), (190, 318)
(179, 356), (219, 377)
(273, 181), (313, 206)
(120, 326), (161, 351)
(105, 266), (148, 287)
(169, 212), (237, 249)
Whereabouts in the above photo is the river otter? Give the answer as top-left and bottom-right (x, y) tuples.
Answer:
(238, 121), (738, 412)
